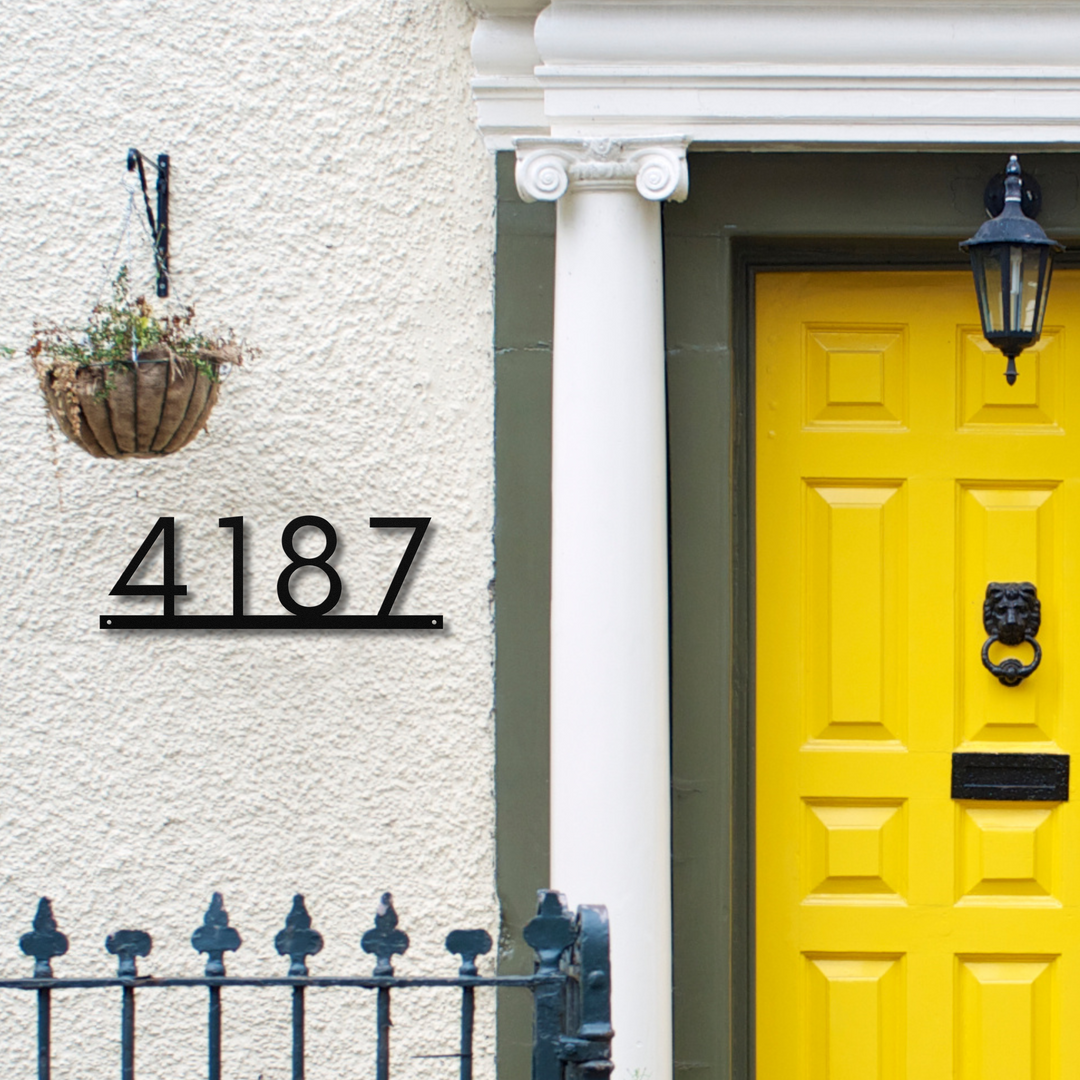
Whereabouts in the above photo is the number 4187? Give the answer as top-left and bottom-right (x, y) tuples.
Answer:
(103, 515), (440, 630)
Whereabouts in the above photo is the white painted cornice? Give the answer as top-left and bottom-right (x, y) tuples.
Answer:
(534, 2), (1080, 68)
(471, 16), (547, 145)
(472, 2), (1080, 149)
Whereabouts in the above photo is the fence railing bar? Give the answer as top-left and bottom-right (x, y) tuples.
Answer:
(459, 985), (475, 1080)
(292, 985), (305, 1080)
(445, 927), (491, 1080)
(121, 984), (135, 1080)
(191, 893), (240, 1080)
(376, 985), (392, 1080)
(360, 892), (409, 1080)
(19, 898), (66, 1080)
(0, 975), (560, 990)
(524, 892), (576, 1080)
(275, 895), (321, 1080)
(208, 985), (222, 1080)
(36, 987), (50, 1080)
(107, 927), (151, 1080)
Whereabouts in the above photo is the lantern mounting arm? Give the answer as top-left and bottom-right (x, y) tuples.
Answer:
(984, 165), (1043, 220)
(126, 148), (169, 298)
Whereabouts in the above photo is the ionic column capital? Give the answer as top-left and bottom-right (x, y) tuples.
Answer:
(514, 136), (690, 203)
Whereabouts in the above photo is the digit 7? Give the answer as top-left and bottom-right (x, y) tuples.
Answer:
(109, 517), (188, 617)
(371, 518), (431, 617)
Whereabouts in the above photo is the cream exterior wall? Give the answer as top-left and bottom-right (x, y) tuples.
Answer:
(0, 1), (496, 1077)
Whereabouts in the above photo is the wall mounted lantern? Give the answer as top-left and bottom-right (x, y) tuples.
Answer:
(961, 155), (1063, 385)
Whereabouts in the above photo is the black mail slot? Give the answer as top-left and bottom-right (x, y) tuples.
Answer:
(951, 752), (1069, 801)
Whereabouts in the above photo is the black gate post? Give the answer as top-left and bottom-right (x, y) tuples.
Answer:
(524, 891), (613, 1080)
(562, 906), (613, 1080)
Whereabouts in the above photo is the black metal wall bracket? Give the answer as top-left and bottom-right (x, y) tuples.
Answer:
(126, 148), (169, 297)
(984, 166), (1043, 219)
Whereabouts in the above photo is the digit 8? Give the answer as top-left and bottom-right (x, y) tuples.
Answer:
(277, 516), (343, 616)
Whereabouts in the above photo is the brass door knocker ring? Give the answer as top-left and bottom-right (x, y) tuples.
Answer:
(981, 582), (1041, 687)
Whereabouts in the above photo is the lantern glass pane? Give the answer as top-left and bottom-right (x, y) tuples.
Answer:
(971, 246), (1004, 335)
(1009, 244), (1044, 333)
(1036, 251), (1054, 335)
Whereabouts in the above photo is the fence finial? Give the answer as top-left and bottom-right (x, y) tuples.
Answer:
(361, 892), (409, 975)
(445, 929), (492, 977)
(106, 929), (153, 977)
(19, 898), (69, 978)
(191, 893), (242, 976)
(275, 894), (323, 977)
(524, 890), (575, 975)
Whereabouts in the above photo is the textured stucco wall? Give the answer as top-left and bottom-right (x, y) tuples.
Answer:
(0, 1), (496, 1075)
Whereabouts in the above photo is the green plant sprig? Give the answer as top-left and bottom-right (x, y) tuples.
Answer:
(28, 267), (246, 383)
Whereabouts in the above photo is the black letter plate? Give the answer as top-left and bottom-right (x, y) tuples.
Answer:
(951, 752), (1069, 802)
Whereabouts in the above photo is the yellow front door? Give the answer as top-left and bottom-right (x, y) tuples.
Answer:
(756, 270), (1080, 1080)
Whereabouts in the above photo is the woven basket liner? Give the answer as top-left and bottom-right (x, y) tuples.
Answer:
(42, 346), (225, 458)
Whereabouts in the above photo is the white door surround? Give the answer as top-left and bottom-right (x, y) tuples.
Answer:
(476, 6), (1080, 1080)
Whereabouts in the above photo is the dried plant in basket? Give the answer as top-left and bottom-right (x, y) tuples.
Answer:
(29, 269), (247, 459)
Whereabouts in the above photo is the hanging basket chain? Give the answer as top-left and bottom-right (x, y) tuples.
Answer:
(88, 162), (202, 377)
(94, 158), (248, 378)
(90, 171), (139, 312)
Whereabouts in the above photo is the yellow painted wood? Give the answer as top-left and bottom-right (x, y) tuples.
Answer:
(756, 270), (1080, 1080)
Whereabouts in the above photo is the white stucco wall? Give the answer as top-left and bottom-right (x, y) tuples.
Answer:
(0, 1), (496, 1076)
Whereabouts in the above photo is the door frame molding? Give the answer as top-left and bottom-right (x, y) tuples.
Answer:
(664, 150), (1080, 1080)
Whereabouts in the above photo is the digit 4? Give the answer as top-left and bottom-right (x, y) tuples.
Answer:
(109, 517), (188, 617)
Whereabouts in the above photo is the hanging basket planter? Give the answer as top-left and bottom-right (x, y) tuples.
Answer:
(30, 271), (245, 460)
(38, 346), (234, 459)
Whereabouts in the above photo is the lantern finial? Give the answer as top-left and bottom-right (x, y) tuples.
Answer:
(1004, 156), (1022, 204)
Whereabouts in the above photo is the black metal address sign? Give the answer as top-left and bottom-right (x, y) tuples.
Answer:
(100, 516), (443, 630)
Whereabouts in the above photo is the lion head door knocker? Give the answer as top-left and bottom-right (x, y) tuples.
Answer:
(982, 582), (1041, 686)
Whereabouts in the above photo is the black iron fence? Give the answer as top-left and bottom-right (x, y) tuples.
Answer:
(0, 887), (611, 1080)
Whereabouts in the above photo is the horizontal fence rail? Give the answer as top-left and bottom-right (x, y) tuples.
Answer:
(0, 888), (611, 1080)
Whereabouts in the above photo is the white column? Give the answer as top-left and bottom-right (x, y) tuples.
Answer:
(516, 136), (689, 1080)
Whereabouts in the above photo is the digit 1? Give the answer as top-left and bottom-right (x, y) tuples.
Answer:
(218, 517), (245, 616)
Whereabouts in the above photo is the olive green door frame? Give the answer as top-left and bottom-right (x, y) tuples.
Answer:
(493, 149), (1080, 1080)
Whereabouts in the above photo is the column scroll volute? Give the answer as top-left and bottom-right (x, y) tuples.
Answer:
(515, 145), (574, 202)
